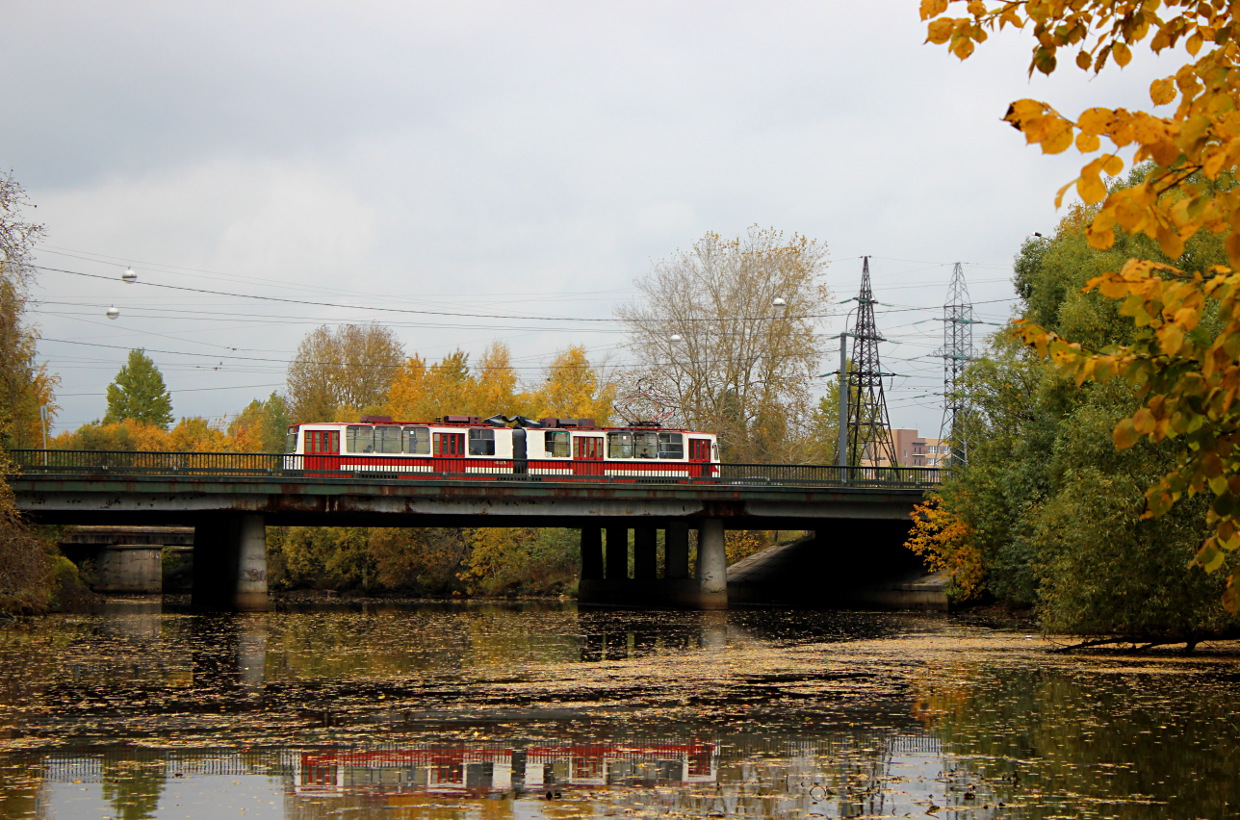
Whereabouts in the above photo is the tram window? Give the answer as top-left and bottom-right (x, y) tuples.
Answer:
(658, 432), (684, 459)
(346, 425), (375, 453)
(635, 432), (660, 458)
(607, 431), (634, 458)
(285, 427), (299, 453)
(545, 430), (570, 457)
(404, 426), (430, 455)
(375, 427), (402, 454)
(468, 428), (495, 456)
(608, 431), (662, 458)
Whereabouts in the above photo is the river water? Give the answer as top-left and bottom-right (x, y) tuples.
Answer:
(0, 601), (1236, 819)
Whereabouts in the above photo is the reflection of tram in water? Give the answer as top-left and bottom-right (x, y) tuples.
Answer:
(287, 415), (720, 479)
(292, 742), (719, 797)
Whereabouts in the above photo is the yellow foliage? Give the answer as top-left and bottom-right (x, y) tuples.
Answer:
(724, 530), (770, 565)
(458, 526), (542, 593)
(385, 343), (613, 424)
(927, 1), (1240, 265)
(52, 420), (171, 451)
(906, 497), (984, 600)
(531, 346), (615, 424)
(167, 417), (229, 452)
(227, 417), (265, 453)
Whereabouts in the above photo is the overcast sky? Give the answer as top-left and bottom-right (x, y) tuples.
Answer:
(1, 1), (1175, 438)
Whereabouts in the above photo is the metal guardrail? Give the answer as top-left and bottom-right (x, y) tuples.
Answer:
(5, 450), (941, 489)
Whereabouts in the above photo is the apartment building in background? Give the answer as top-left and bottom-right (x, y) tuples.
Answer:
(864, 428), (950, 468)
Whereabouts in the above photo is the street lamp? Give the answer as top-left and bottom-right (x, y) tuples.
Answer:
(106, 305), (120, 320)
(122, 266), (137, 284)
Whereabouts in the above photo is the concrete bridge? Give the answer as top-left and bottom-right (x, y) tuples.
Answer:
(8, 450), (938, 611)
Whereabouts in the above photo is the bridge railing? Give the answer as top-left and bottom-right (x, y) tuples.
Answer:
(5, 450), (940, 488)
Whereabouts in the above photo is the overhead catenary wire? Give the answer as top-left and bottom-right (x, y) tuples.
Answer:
(34, 247), (1023, 439)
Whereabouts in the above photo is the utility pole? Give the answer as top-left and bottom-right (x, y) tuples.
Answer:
(937, 262), (977, 466)
(846, 257), (898, 468)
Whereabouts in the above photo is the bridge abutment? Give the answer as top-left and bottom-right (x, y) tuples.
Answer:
(192, 514), (269, 612)
(578, 519), (728, 610)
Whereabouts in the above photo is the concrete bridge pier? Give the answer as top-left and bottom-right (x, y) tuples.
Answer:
(665, 522), (690, 580)
(580, 526), (603, 581)
(191, 514), (269, 612)
(93, 544), (163, 594)
(694, 519), (728, 610)
(577, 519), (728, 610)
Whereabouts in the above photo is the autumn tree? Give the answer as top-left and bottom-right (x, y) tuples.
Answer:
(0, 173), (61, 612)
(0, 451), (60, 615)
(0, 179), (80, 616)
(458, 527), (578, 595)
(103, 349), (174, 430)
(167, 417), (228, 452)
(473, 342), (524, 417)
(616, 227), (831, 463)
(386, 350), (473, 420)
(530, 345), (615, 423)
(0, 172), (57, 449)
(286, 323), (404, 422)
(227, 393), (291, 452)
(921, 0), (1240, 609)
(54, 420), (172, 451)
(385, 342), (548, 421)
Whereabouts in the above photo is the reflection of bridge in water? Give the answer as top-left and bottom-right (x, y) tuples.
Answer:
(28, 734), (982, 820)
(37, 733), (945, 789)
(11, 450), (938, 612)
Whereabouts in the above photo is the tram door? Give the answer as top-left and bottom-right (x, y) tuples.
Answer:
(434, 431), (466, 474)
(688, 438), (712, 478)
(305, 429), (341, 475)
(573, 435), (604, 476)
(512, 428), (528, 476)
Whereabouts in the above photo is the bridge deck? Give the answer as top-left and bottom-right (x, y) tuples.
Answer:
(8, 450), (938, 529)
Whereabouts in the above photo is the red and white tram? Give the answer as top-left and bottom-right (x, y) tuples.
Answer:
(286, 415), (720, 479)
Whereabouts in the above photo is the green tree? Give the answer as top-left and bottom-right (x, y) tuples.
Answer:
(286, 323), (404, 422)
(920, 0), (1240, 609)
(912, 206), (1239, 642)
(103, 349), (174, 430)
(616, 226), (831, 462)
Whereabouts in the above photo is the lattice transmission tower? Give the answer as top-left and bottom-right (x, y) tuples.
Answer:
(846, 257), (898, 467)
(937, 262), (977, 466)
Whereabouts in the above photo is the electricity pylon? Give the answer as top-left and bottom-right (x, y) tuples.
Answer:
(937, 262), (977, 466)
(846, 257), (898, 467)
